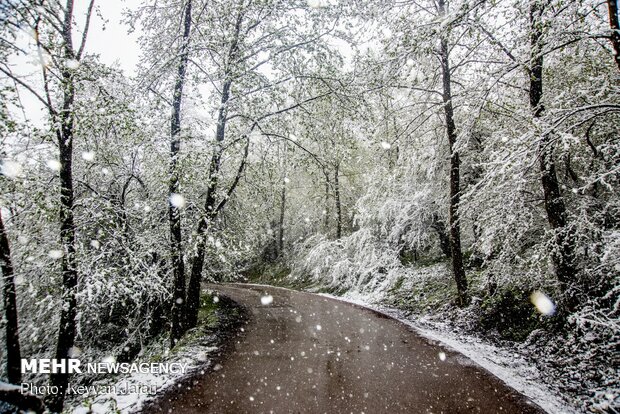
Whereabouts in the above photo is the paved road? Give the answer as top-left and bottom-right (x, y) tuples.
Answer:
(145, 284), (544, 413)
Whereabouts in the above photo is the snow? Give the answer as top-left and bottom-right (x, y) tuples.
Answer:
(306, 0), (327, 9)
(1, 160), (22, 178)
(530, 291), (556, 316)
(65, 59), (80, 69)
(0, 381), (22, 392)
(48, 249), (63, 259)
(72, 346), (218, 413)
(169, 193), (186, 209)
(81, 151), (95, 161)
(261, 294), (274, 305)
(102, 355), (116, 364)
(46, 159), (61, 171)
(69, 346), (83, 358)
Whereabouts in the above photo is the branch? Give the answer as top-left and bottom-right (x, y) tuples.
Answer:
(213, 131), (252, 216)
(256, 126), (326, 170)
(77, 0), (96, 59)
(0, 65), (56, 115)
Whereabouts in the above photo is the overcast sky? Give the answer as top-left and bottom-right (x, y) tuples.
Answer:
(82, 0), (140, 76)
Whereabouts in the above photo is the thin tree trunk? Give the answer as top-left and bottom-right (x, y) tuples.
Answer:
(431, 213), (452, 259)
(184, 80), (230, 331)
(334, 163), (342, 239)
(46, 1), (79, 410)
(0, 210), (21, 384)
(278, 180), (286, 255)
(529, 0), (578, 311)
(607, 0), (620, 71)
(323, 173), (330, 232)
(185, 138), (251, 331)
(185, 10), (244, 330)
(169, 0), (192, 348)
(438, 0), (468, 307)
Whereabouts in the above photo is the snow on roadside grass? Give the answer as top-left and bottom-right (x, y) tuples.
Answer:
(72, 343), (218, 413)
(71, 291), (226, 413)
(317, 291), (578, 414)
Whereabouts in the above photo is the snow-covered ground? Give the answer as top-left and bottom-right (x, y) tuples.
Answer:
(71, 343), (218, 413)
(69, 291), (236, 413)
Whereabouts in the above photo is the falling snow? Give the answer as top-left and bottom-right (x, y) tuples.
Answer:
(81, 151), (95, 161)
(46, 159), (61, 171)
(530, 291), (556, 316)
(169, 193), (186, 209)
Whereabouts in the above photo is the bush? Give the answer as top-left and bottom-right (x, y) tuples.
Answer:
(479, 288), (541, 342)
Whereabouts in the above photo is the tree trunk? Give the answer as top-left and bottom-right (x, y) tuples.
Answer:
(607, 0), (620, 71)
(334, 163), (342, 239)
(278, 180), (286, 255)
(438, 0), (469, 307)
(529, 0), (578, 311)
(169, 0), (192, 348)
(323, 174), (330, 232)
(0, 210), (21, 384)
(185, 10), (244, 330)
(184, 79), (231, 330)
(431, 213), (452, 259)
(46, 2), (79, 411)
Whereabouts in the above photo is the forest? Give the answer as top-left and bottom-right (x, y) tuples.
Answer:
(0, 0), (619, 413)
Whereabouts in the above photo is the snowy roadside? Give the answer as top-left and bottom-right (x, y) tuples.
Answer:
(69, 291), (244, 414)
(70, 344), (218, 414)
(315, 291), (579, 414)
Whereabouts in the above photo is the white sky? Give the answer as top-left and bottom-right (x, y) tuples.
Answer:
(81, 0), (140, 76)
(7, 1), (357, 129)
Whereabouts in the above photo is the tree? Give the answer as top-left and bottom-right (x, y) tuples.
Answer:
(183, 0), (340, 330)
(169, 0), (193, 348)
(437, 0), (469, 306)
(0, 0), (96, 409)
(529, 0), (578, 311)
(0, 208), (21, 384)
(607, 0), (620, 70)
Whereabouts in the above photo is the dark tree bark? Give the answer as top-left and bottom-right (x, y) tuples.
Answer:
(323, 174), (330, 232)
(185, 131), (250, 330)
(184, 79), (230, 332)
(46, 1), (80, 411)
(334, 163), (342, 239)
(431, 213), (452, 259)
(438, 0), (469, 307)
(0, 211), (21, 384)
(185, 10), (245, 331)
(529, 1), (578, 311)
(607, 0), (620, 71)
(278, 179), (286, 255)
(169, 0), (193, 348)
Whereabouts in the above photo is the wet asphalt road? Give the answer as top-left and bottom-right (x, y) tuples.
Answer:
(145, 283), (544, 413)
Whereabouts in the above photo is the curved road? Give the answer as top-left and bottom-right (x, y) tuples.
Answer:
(146, 284), (544, 413)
